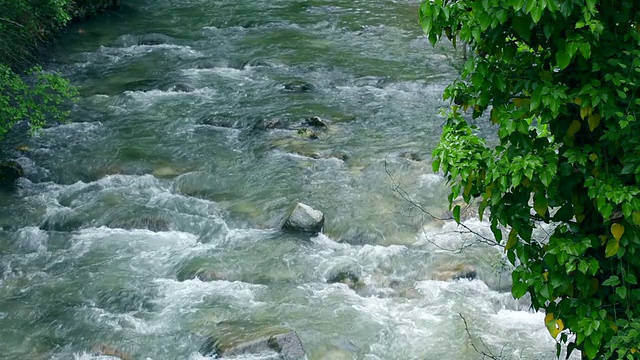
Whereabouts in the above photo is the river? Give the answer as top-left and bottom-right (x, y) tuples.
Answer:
(0, 1), (575, 359)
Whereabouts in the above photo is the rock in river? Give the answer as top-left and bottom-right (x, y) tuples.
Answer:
(201, 328), (308, 359)
(283, 203), (324, 233)
(0, 160), (24, 189)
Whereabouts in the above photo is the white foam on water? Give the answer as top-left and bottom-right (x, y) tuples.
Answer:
(153, 278), (267, 314)
(181, 67), (257, 82)
(15, 227), (48, 253)
(99, 43), (201, 57)
(188, 352), (280, 360)
(120, 87), (218, 104)
(221, 228), (279, 246)
(82, 305), (162, 334)
(71, 227), (199, 254)
(72, 353), (123, 360)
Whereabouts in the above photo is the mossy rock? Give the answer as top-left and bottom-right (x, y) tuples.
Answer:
(297, 128), (319, 140)
(327, 270), (365, 291)
(201, 327), (307, 359)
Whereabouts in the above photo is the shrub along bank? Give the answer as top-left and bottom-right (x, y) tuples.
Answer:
(0, 0), (121, 140)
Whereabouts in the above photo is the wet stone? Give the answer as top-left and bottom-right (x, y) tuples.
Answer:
(0, 160), (24, 189)
(283, 203), (324, 233)
(201, 328), (308, 360)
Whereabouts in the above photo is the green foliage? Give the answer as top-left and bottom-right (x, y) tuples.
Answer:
(420, 0), (640, 358)
(0, 0), (118, 139)
(0, 0), (119, 66)
(0, 64), (78, 137)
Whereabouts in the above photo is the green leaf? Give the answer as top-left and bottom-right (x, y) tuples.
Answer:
(605, 238), (620, 258)
(432, 158), (441, 173)
(552, 204), (574, 221)
(478, 199), (488, 222)
(579, 43), (592, 59)
(534, 193), (548, 217)
(491, 221), (503, 242)
(512, 16), (531, 42)
(584, 338), (598, 359)
(539, 169), (552, 187)
(453, 205), (461, 223)
(602, 276), (620, 287)
(616, 286), (627, 300)
(506, 228), (518, 250)
(625, 273), (637, 285)
(512, 280), (528, 298)
(556, 51), (571, 69)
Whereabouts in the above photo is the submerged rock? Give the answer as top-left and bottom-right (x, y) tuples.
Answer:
(175, 257), (228, 282)
(198, 113), (241, 128)
(255, 118), (285, 130)
(283, 203), (324, 233)
(201, 328), (308, 359)
(433, 263), (477, 281)
(304, 116), (327, 128)
(92, 343), (132, 360)
(327, 270), (365, 291)
(0, 160), (24, 189)
(297, 128), (319, 139)
(152, 165), (179, 178)
(137, 33), (174, 46)
(107, 217), (171, 232)
(281, 80), (315, 93)
(166, 83), (195, 92)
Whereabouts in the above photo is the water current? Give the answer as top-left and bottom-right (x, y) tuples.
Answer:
(0, 1), (579, 359)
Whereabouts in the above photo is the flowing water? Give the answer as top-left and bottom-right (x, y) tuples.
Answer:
(0, 1), (577, 359)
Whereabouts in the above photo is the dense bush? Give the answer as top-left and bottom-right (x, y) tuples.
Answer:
(420, 0), (640, 358)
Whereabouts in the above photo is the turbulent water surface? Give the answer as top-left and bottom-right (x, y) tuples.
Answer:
(0, 1), (574, 359)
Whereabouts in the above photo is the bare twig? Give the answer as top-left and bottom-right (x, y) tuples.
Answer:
(384, 158), (500, 251)
(0, 17), (24, 28)
(459, 313), (505, 360)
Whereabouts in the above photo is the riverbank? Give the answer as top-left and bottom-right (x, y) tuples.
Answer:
(1, 0), (122, 69)
(0, 0), (123, 168)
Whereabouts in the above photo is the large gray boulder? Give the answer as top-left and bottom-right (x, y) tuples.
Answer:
(283, 203), (324, 233)
(0, 160), (24, 189)
(201, 328), (308, 360)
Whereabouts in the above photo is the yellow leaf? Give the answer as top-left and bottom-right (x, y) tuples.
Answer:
(542, 272), (549, 281)
(599, 235), (608, 245)
(589, 153), (598, 161)
(545, 313), (564, 338)
(588, 113), (601, 131)
(505, 228), (518, 251)
(632, 211), (640, 226)
(573, 97), (583, 105)
(632, 348), (638, 354)
(580, 106), (592, 119)
(567, 120), (581, 137)
(611, 223), (625, 241)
